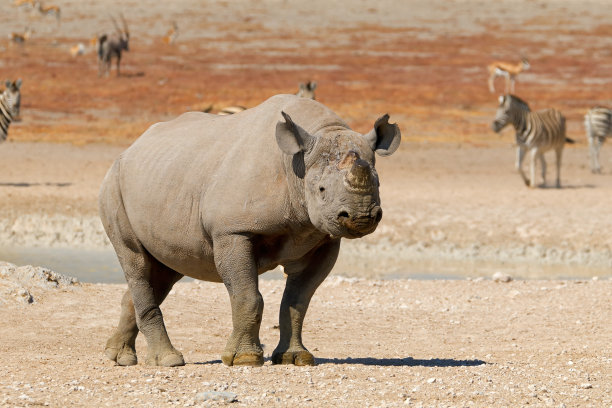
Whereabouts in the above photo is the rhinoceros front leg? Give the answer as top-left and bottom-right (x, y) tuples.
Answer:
(214, 235), (265, 367)
(272, 239), (340, 366)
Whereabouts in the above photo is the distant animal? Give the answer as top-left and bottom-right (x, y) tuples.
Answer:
(487, 58), (530, 94)
(296, 81), (317, 99)
(0, 79), (23, 142)
(70, 43), (86, 57)
(216, 82), (318, 115)
(13, 0), (36, 9)
(99, 94), (401, 368)
(162, 21), (179, 45)
(8, 27), (33, 44)
(35, 2), (61, 24)
(491, 94), (573, 188)
(584, 107), (612, 174)
(217, 105), (248, 115)
(98, 15), (130, 77)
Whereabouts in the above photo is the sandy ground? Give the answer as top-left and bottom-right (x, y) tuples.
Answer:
(2, 0), (612, 406)
(1, 268), (611, 407)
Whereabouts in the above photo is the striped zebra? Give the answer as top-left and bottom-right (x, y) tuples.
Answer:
(584, 107), (612, 173)
(216, 81), (317, 115)
(0, 79), (23, 142)
(491, 94), (573, 188)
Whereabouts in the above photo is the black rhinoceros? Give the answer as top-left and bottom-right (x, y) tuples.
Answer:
(100, 94), (401, 367)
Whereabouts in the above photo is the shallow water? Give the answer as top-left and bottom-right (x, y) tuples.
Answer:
(0, 246), (608, 283)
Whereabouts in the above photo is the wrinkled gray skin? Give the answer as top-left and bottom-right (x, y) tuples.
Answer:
(99, 94), (401, 367)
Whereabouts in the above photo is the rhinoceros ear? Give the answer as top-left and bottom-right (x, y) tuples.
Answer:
(364, 114), (401, 156)
(276, 111), (314, 155)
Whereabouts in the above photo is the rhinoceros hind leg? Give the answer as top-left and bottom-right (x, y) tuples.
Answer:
(105, 290), (138, 366)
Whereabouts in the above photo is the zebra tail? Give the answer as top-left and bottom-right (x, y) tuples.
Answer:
(565, 137), (575, 144)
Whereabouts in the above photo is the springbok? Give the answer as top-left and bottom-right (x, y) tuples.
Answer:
(296, 81), (317, 100)
(13, 0), (36, 9)
(70, 43), (86, 57)
(8, 27), (33, 45)
(487, 58), (530, 94)
(98, 15), (130, 77)
(35, 2), (61, 24)
(162, 21), (179, 45)
(215, 82), (318, 115)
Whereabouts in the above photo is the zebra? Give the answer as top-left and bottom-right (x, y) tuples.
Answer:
(584, 107), (612, 174)
(215, 81), (318, 115)
(98, 15), (130, 77)
(0, 79), (23, 142)
(491, 94), (574, 188)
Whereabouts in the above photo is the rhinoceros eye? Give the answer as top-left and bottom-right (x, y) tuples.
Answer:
(319, 186), (325, 193)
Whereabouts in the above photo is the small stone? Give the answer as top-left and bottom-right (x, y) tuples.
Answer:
(195, 391), (238, 403)
(427, 378), (436, 384)
(492, 272), (512, 283)
(580, 383), (592, 389)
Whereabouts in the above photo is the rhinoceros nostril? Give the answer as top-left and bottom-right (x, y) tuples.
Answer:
(373, 208), (383, 223)
(338, 211), (349, 220)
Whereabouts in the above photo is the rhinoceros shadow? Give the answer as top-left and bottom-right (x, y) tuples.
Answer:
(0, 182), (72, 187)
(193, 357), (486, 367)
(315, 357), (486, 367)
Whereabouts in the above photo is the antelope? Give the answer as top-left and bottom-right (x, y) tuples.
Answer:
(98, 14), (130, 77)
(296, 80), (317, 100)
(70, 43), (86, 57)
(162, 21), (179, 45)
(8, 27), (33, 45)
(35, 2), (61, 24)
(487, 58), (530, 94)
(13, 0), (36, 9)
(215, 82), (318, 115)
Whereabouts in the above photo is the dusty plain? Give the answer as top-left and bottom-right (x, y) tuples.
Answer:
(1, 0), (612, 407)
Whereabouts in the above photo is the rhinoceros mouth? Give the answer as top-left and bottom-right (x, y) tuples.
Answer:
(334, 211), (381, 239)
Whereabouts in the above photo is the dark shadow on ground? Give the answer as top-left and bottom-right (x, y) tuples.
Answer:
(0, 182), (72, 187)
(192, 357), (486, 367)
(316, 356), (487, 367)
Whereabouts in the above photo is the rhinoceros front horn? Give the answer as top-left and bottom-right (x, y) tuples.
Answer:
(345, 159), (372, 191)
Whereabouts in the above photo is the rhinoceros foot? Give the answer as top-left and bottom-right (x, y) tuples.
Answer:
(105, 338), (137, 366)
(145, 348), (185, 367)
(221, 351), (264, 367)
(271, 350), (315, 366)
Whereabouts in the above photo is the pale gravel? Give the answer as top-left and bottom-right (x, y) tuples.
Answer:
(0, 275), (611, 407)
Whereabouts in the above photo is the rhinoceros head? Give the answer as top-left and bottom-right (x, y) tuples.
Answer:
(276, 111), (401, 239)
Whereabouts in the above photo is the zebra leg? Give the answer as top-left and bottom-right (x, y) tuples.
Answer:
(539, 154), (547, 186)
(591, 136), (603, 174)
(555, 147), (563, 188)
(528, 148), (538, 188)
(517, 146), (529, 186)
(515, 145), (525, 171)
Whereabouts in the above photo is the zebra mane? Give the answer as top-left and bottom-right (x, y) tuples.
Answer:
(506, 94), (531, 111)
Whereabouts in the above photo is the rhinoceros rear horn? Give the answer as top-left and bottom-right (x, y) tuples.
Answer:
(364, 114), (401, 157)
(275, 111), (314, 155)
(345, 158), (373, 191)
